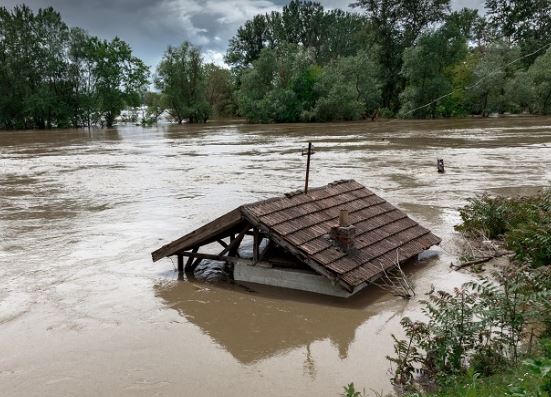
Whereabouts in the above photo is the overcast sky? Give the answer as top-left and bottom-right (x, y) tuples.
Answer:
(5, 0), (485, 68)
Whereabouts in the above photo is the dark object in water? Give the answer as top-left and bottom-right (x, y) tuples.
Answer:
(437, 159), (445, 173)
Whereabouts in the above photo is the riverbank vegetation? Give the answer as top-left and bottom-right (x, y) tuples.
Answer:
(1, 0), (551, 128)
(381, 191), (551, 397)
(228, 0), (551, 122)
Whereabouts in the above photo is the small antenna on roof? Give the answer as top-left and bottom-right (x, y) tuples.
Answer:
(301, 142), (315, 194)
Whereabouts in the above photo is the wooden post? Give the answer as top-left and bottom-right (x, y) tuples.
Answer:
(177, 254), (184, 273)
(253, 228), (260, 263)
(301, 142), (315, 194)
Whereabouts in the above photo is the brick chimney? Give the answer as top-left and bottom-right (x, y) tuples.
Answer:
(329, 209), (356, 253)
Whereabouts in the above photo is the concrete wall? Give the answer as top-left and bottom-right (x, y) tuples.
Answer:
(233, 261), (354, 298)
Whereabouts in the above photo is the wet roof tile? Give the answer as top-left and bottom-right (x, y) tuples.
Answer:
(243, 180), (441, 290)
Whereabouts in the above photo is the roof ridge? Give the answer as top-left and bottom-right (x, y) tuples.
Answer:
(243, 179), (359, 209)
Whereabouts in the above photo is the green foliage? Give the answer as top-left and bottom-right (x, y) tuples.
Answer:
(143, 91), (165, 124)
(399, 10), (475, 118)
(155, 41), (211, 124)
(465, 43), (520, 116)
(236, 45), (381, 123)
(342, 383), (366, 397)
(529, 47), (551, 115)
(485, 0), (551, 65)
(352, 0), (452, 111)
(455, 192), (551, 266)
(388, 266), (551, 390)
(0, 5), (148, 129)
(504, 70), (535, 113)
(225, 0), (366, 69)
(204, 64), (236, 118)
(410, 339), (551, 396)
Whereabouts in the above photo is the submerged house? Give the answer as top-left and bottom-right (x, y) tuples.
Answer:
(152, 180), (441, 297)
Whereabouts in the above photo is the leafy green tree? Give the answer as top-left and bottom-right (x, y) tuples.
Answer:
(155, 42), (211, 124)
(352, 0), (452, 112)
(68, 28), (99, 128)
(399, 10), (476, 118)
(226, 1), (366, 69)
(93, 38), (149, 127)
(529, 48), (551, 114)
(504, 70), (535, 113)
(485, 0), (551, 64)
(143, 91), (165, 122)
(465, 43), (521, 116)
(0, 5), (148, 129)
(312, 50), (381, 121)
(237, 45), (316, 123)
(204, 64), (236, 118)
(448, 52), (480, 117)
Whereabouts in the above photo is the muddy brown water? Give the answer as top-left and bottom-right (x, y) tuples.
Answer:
(1, 117), (551, 396)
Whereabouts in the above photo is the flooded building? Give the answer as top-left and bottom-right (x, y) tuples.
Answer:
(152, 180), (441, 297)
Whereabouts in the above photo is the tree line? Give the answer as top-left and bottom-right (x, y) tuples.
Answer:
(1, 1), (551, 129)
(0, 6), (149, 129)
(228, 0), (551, 122)
(0, 5), (234, 129)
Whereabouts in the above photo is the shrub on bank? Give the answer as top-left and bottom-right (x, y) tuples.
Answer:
(455, 191), (551, 266)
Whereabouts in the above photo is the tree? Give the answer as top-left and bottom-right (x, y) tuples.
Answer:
(93, 38), (149, 128)
(143, 91), (165, 123)
(352, 0), (452, 112)
(313, 50), (381, 121)
(399, 10), (476, 118)
(237, 45), (314, 123)
(204, 64), (236, 118)
(225, 1), (366, 69)
(155, 42), (211, 124)
(504, 70), (534, 113)
(466, 43), (520, 116)
(485, 0), (551, 64)
(0, 5), (149, 129)
(529, 48), (551, 114)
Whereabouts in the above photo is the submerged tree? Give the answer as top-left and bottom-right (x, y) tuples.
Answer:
(94, 38), (149, 128)
(466, 44), (520, 116)
(237, 45), (316, 123)
(155, 42), (211, 124)
(0, 5), (149, 129)
(204, 64), (236, 118)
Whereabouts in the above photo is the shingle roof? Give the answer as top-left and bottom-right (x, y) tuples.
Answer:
(152, 180), (441, 292)
(241, 180), (441, 290)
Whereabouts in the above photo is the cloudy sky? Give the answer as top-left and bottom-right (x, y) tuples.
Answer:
(5, 0), (485, 68)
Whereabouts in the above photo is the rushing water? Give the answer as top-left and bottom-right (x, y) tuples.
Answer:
(1, 118), (551, 396)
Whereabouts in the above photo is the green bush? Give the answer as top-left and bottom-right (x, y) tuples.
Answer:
(455, 191), (551, 266)
(387, 266), (551, 390)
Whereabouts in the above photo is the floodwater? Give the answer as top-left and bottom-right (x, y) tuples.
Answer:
(1, 117), (550, 396)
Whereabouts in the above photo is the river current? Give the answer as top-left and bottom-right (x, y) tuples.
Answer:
(1, 118), (550, 396)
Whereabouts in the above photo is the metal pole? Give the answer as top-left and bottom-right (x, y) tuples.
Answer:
(305, 142), (312, 193)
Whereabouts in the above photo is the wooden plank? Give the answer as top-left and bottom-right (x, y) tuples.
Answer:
(222, 224), (250, 256)
(186, 247), (198, 267)
(151, 207), (243, 262)
(181, 251), (238, 262)
(253, 228), (259, 262)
